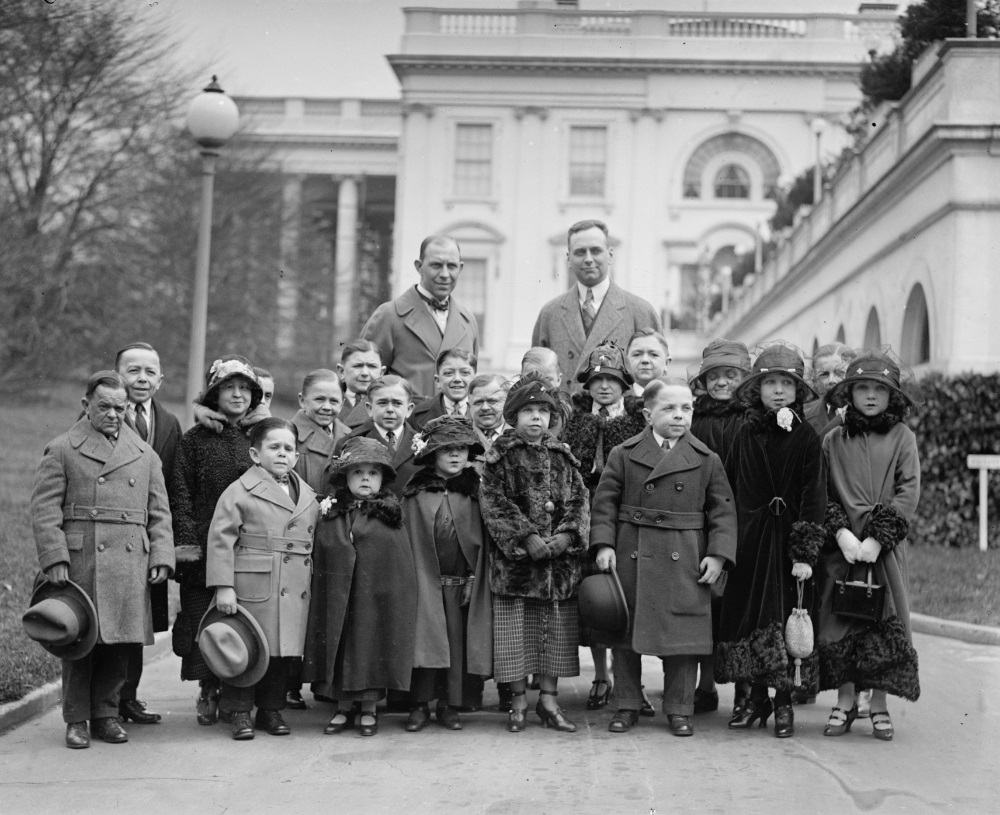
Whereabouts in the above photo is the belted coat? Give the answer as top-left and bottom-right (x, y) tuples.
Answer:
(589, 429), (737, 656)
(31, 419), (175, 645)
(205, 466), (319, 657)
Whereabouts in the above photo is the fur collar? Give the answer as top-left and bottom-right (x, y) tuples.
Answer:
(694, 393), (747, 418)
(570, 391), (643, 416)
(402, 465), (480, 498)
(323, 486), (403, 528)
(487, 428), (581, 467)
(842, 404), (902, 437)
(743, 402), (805, 433)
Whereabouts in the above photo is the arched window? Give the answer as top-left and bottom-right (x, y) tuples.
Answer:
(835, 324), (846, 344)
(713, 164), (751, 199)
(901, 284), (931, 364)
(682, 132), (781, 200)
(863, 307), (881, 351)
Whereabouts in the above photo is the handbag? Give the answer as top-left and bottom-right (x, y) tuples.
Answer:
(832, 565), (885, 623)
(784, 580), (814, 688)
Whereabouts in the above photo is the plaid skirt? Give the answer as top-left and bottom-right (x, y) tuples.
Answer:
(493, 596), (580, 683)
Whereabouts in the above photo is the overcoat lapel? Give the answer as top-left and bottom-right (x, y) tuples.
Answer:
(441, 305), (473, 351)
(241, 467), (296, 512)
(557, 289), (587, 351)
(647, 434), (702, 482)
(99, 427), (143, 476)
(580, 283), (628, 363)
(397, 287), (443, 356)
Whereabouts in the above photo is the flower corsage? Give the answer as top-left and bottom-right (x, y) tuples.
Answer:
(411, 432), (427, 456)
(776, 406), (796, 432)
(318, 495), (337, 518)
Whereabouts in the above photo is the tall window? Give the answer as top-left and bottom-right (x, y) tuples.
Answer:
(454, 124), (493, 197)
(713, 164), (751, 199)
(569, 125), (607, 197)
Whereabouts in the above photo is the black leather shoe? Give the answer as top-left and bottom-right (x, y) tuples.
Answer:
(196, 685), (219, 726)
(285, 689), (307, 710)
(586, 679), (612, 710)
(497, 684), (513, 712)
(535, 694), (577, 733)
(774, 705), (794, 738)
(506, 691), (527, 732)
(255, 709), (290, 736)
(119, 699), (161, 724)
(405, 705), (430, 732)
(66, 721), (90, 749)
(608, 709), (639, 733)
(693, 688), (719, 714)
(230, 711), (255, 740)
(668, 715), (694, 737)
(324, 710), (354, 735)
(436, 705), (462, 731)
(91, 717), (128, 744)
(358, 711), (378, 737)
(728, 697), (773, 730)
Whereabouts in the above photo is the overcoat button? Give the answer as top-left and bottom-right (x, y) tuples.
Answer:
(675, 483), (684, 492)
(307, 526), (313, 533)
(301, 591), (308, 599)
(544, 501), (555, 513)
(126, 544), (133, 552)
(98, 477), (106, 484)
(90, 509), (98, 518)
(304, 558), (311, 568)
(97, 544), (105, 552)
(305, 543), (311, 551)
(655, 516), (664, 524)
(281, 588), (287, 596)
(286, 543), (293, 550)
(632, 511), (642, 521)
(568, 351), (575, 359)
(283, 556), (290, 563)
(671, 552), (680, 561)
(630, 552), (638, 560)
(121, 512), (128, 520)
(644, 484), (654, 493)
(129, 478), (136, 486)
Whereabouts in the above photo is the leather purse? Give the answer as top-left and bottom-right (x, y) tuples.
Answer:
(832, 566), (885, 623)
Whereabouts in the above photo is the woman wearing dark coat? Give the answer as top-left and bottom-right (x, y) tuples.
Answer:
(714, 345), (826, 738)
(170, 356), (263, 727)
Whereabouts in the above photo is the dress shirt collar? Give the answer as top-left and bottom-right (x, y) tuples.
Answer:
(577, 275), (611, 311)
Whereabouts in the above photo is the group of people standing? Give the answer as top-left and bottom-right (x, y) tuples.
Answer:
(26, 219), (919, 751)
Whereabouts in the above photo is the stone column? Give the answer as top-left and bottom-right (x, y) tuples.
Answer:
(277, 173), (303, 358)
(333, 175), (360, 342)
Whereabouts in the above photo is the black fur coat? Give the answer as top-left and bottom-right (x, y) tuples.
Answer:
(563, 393), (648, 495)
(480, 431), (590, 601)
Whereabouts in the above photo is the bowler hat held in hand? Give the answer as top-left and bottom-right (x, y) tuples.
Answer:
(578, 566), (630, 633)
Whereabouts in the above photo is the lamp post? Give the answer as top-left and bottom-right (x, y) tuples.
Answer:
(811, 117), (827, 205)
(184, 76), (239, 428)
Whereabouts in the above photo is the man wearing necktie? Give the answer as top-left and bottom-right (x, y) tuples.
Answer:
(468, 374), (510, 456)
(361, 235), (481, 400)
(531, 220), (662, 395)
(114, 342), (182, 725)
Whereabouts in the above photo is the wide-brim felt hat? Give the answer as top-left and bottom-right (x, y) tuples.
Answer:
(197, 605), (270, 688)
(575, 343), (633, 389)
(199, 355), (263, 411)
(827, 354), (915, 406)
(578, 568), (630, 633)
(22, 577), (99, 661)
(412, 415), (483, 465)
(735, 344), (818, 403)
(690, 339), (751, 386)
(327, 436), (397, 483)
(502, 374), (559, 425)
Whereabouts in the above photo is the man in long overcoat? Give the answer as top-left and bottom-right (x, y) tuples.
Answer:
(531, 220), (661, 394)
(361, 235), (479, 399)
(31, 371), (174, 748)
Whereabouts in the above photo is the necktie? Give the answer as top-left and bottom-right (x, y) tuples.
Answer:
(598, 405), (610, 419)
(661, 439), (673, 451)
(325, 424), (334, 438)
(385, 430), (396, 454)
(134, 403), (148, 442)
(581, 288), (596, 336)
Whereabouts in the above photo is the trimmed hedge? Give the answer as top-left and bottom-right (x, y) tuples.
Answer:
(907, 372), (1000, 547)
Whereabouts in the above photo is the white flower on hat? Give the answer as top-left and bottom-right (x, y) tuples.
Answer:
(776, 406), (795, 432)
(411, 433), (427, 455)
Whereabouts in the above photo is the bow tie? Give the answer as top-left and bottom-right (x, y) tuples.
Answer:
(416, 288), (449, 312)
(274, 473), (290, 485)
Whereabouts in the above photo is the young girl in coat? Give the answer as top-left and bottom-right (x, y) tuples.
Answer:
(480, 374), (590, 733)
(715, 344), (826, 738)
(303, 437), (417, 737)
(688, 338), (751, 714)
(817, 353), (921, 741)
(205, 418), (319, 740)
(401, 416), (492, 732)
(337, 339), (385, 431)
(171, 356), (263, 727)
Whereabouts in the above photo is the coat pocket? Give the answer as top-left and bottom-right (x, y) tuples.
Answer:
(66, 533), (84, 551)
(665, 538), (710, 616)
(234, 554), (274, 603)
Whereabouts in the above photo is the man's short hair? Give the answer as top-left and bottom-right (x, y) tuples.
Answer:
(367, 374), (415, 401)
(567, 219), (609, 248)
(249, 417), (296, 449)
(642, 376), (691, 404)
(418, 234), (462, 261)
(469, 373), (510, 394)
(627, 327), (670, 357)
(813, 342), (856, 366)
(114, 342), (157, 370)
(86, 370), (127, 399)
(520, 346), (559, 373)
(253, 365), (273, 381)
(436, 347), (477, 371)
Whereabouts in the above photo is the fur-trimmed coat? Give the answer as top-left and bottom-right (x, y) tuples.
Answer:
(715, 406), (827, 691)
(690, 394), (746, 465)
(302, 489), (417, 694)
(590, 429), (737, 656)
(479, 431), (590, 601)
(401, 466), (492, 677)
(563, 392), (648, 495)
(816, 415), (921, 700)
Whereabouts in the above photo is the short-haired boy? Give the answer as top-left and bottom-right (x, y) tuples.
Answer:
(591, 377), (737, 736)
(410, 347), (477, 430)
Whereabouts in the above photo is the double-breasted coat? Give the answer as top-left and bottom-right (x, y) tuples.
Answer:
(590, 429), (737, 656)
(206, 467), (319, 657)
(531, 282), (661, 394)
(290, 409), (348, 493)
(360, 286), (480, 399)
(31, 419), (175, 645)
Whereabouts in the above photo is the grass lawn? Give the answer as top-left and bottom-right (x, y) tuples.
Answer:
(1, 384), (997, 703)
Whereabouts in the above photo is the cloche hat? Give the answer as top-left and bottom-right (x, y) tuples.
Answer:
(827, 352), (915, 406)
(327, 436), (397, 485)
(411, 415), (483, 465)
(575, 342), (633, 389)
(690, 339), (751, 387)
(502, 373), (559, 426)
(735, 343), (818, 403)
(197, 605), (270, 688)
(22, 577), (99, 661)
(199, 355), (263, 412)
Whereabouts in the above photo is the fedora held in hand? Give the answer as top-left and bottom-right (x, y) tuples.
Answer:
(22, 577), (99, 661)
(197, 605), (270, 688)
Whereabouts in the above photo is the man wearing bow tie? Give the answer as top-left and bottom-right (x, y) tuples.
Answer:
(361, 235), (480, 400)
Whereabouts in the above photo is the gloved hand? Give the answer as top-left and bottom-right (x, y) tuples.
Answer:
(836, 528), (861, 564)
(524, 534), (550, 561)
(545, 533), (573, 557)
(791, 562), (813, 581)
(857, 536), (882, 563)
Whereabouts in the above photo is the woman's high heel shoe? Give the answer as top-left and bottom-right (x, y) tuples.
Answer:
(728, 697), (772, 729)
(535, 691), (577, 733)
(196, 685), (220, 726)
(586, 678), (612, 710)
(823, 705), (859, 737)
(507, 691), (527, 733)
(871, 710), (894, 741)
